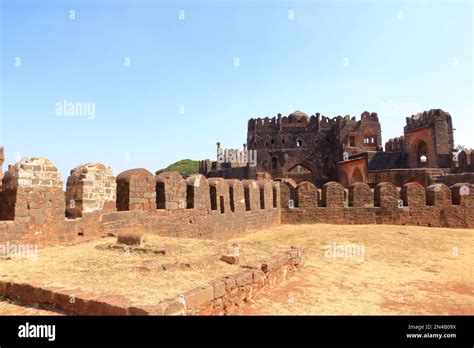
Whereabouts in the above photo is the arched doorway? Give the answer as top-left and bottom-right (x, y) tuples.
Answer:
(351, 168), (364, 184)
(286, 164), (314, 184)
(415, 141), (428, 167)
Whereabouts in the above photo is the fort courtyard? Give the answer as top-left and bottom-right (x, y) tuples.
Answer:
(0, 107), (473, 315)
(0, 223), (472, 315)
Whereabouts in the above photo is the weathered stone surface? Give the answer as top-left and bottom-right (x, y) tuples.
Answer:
(226, 179), (245, 213)
(208, 178), (231, 213)
(0, 158), (64, 228)
(296, 181), (318, 208)
(66, 163), (116, 217)
(426, 183), (451, 207)
(183, 285), (214, 309)
(322, 181), (344, 207)
(257, 180), (273, 210)
(117, 231), (147, 246)
(155, 171), (186, 210)
(349, 182), (372, 207)
(451, 183), (473, 206)
(374, 182), (399, 208)
(116, 168), (156, 211)
(279, 180), (296, 209)
(186, 174), (210, 210)
(241, 180), (260, 211)
(401, 182), (426, 207)
(220, 254), (239, 265)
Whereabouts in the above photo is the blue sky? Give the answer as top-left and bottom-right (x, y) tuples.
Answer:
(1, 0), (472, 181)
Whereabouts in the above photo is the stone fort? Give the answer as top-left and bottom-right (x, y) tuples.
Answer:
(0, 109), (472, 248)
(200, 109), (474, 188)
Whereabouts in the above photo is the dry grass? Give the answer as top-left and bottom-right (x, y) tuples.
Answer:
(1, 224), (473, 315)
(0, 234), (273, 307)
(233, 224), (474, 315)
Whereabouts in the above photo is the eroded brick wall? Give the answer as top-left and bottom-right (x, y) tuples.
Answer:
(66, 163), (117, 218)
(282, 181), (474, 228)
(116, 168), (156, 211)
(1, 156), (472, 248)
(296, 181), (319, 208)
(155, 172), (186, 210)
(349, 182), (372, 207)
(0, 158), (69, 245)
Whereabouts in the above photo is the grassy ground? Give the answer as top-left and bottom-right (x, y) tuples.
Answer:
(1, 223), (473, 315)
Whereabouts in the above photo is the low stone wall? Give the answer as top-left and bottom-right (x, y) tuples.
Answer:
(281, 181), (474, 228)
(0, 247), (305, 315)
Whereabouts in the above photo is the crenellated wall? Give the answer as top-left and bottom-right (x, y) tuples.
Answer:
(0, 158), (70, 245)
(281, 181), (474, 228)
(0, 158), (281, 246)
(0, 156), (473, 248)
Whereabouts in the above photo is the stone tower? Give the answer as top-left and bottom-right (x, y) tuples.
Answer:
(401, 109), (454, 168)
(246, 111), (382, 186)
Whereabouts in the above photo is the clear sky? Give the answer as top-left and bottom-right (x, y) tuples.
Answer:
(1, 0), (472, 181)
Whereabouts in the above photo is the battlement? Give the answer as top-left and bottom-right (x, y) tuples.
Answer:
(385, 136), (404, 152)
(280, 180), (473, 209)
(360, 111), (379, 122)
(404, 109), (452, 132)
(0, 156), (282, 245)
(248, 110), (379, 132)
(0, 154), (472, 247)
(281, 180), (473, 228)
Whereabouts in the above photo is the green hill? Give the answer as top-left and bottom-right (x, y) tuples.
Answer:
(155, 159), (200, 178)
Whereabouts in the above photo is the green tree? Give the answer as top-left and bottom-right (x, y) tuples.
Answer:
(155, 159), (199, 178)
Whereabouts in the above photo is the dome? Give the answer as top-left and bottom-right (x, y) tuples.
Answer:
(288, 111), (309, 124)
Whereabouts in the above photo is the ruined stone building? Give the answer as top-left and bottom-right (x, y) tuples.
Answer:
(200, 109), (474, 187)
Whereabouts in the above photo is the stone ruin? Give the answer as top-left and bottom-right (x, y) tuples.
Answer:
(0, 154), (472, 246)
(66, 163), (116, 218)
(116, 168), (156, 212)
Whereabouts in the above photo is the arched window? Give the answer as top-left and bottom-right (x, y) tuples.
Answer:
(271, 157), (277, 170)
(296, 137), (303, 147)
(416, 141), (428, 167)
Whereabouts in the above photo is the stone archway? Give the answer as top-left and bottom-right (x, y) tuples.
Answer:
(286, 164), (314, 184)
(351, 167), (364, 184)
(414, 140), (429, 167)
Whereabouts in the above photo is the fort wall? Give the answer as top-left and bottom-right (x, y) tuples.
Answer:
(0, 158), (281, 247)
(0, 157), (473, 248)
(281, 181), (474, 228)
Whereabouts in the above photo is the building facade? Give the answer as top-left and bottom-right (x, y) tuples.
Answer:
(200, 109), (473, 187)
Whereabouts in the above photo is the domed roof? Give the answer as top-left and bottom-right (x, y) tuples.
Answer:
(288, 111), (309, 123)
